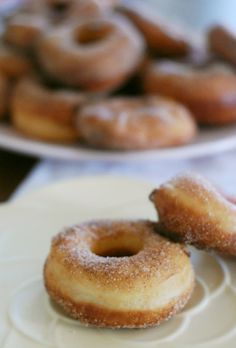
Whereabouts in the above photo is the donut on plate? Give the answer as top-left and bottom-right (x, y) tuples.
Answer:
(76, 95), (197, 150)
(4, 13), (48, 51)
(44, 220), (194, 328)
(37, 15), (145, 92)
(144, 60), (236, 125)
(150, 173), (236, 256)
(11, 77), (86, 142)
(4, 0), (106, 51)
(208, 25), (236, 66)
(0, 46), (31, 79)
(0, 74), (9, 119)
(119, 0), (190, 56)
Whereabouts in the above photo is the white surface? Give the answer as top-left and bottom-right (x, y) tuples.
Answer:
(2, 123), (236, 162)
(1, 176), (236, 348)
(13, 149), (236, 199)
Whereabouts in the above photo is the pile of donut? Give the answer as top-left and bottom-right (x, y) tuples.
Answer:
(1, 0), (236, 150)
(44, 173), (236, 328)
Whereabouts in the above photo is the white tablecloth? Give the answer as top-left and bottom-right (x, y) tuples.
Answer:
(13, 150), (236, 199)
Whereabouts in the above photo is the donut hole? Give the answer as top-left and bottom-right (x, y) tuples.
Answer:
(92, 235), (143, 258)
(75, 22), (113, 45)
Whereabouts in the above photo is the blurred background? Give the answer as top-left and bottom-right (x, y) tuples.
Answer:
(1, 0), (236, 201)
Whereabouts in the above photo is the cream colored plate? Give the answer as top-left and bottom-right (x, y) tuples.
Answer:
(1, 175), (236, 348)
(1, 124), (236, 161)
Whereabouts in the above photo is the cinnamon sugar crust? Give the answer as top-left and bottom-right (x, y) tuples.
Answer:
(150, 173), (236, 255)
(44, 220), (194, 328)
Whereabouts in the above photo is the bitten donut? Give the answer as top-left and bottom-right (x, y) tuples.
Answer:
(0, 46), (31, 79)
(119, 1), (190, 56)
(11, 78), (86, 142)
(77, 96), (197, 150)
(0, 74), (8, 119)
(209, 25), (236, 66)
(44, 220), (194, 328)
(37, 15), (145, 92)
(144, 61), (236, 125)
(150, 173), (236, 256)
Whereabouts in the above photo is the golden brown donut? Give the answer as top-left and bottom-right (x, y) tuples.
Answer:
(76, 96), (197, 150)
(37, 15), (145, 92)
(119, 0), (190, 56)
(4, 0), (106, 51)
(208, 25), (236, 66)
(4, 13), (48, 51)
(144, 60), (236, 125)
(11, 78), (86, 142)
(44, 220), (194, 328)
(150, 173), (236, 256)
(0, 46), (31, 79)
(0, 74), (9, 119)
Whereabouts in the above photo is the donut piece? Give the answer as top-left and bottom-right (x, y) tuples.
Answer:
(0, 74), (9, 119)
(144, 61), (236, 125)
(77, 96), (197, 150)
(37, 15), (145, 92)
(150, 173), (236, 256)
(0, 46), (31, 79)
(44, 220), (194, 328)
(119, 0), (190, 56)
(11, 78), (86, 142)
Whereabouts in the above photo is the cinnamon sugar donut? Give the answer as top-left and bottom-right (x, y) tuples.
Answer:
(209, 25), (236, 66)
(144, 61), (236, 125)
(150, 173), (236, 256)
(4, 13), (48, 51)
(0, 46), (31, 79)
(0, 74), (8, 119)
(37, 15), (145, 92)
(119, 1), (190, 56)
(44, 220), (194, 328)
(11, 78), (86, 142)
(77, 96), (197, 150)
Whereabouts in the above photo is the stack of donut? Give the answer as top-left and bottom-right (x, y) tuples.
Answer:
(44, 172), (233, 328)
(1, 0), (236, 151)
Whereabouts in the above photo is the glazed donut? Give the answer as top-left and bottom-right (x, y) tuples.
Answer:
(0, 46), (31, 79)
(119, 0), (190, 56)
(11, 78), (86, 142)
(44, 220), (194, 328)
(150, 173), (236, 256)
(37, 15), (145, 92)
(76, 96), (197, 150)
(0, 74), (9, 119)
(144, 60), (236, 125)
(208, 25), (236, 66)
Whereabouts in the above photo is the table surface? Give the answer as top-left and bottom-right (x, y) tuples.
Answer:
(1, 146), (236, 202)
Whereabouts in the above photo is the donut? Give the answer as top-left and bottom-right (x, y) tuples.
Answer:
(119, 0), (190, 56)
(44, 220), (194, 328)
(0, 74), (9, 119)
(144, 60), (236, 125)
(150, 173), (236, 256)
(37, 15), (145, 92)
(76, 96), (197, 150)
(0, 46), (31, 79)
(4, 13), (48, 51)
(11, 78), (86, 142)
(208, 25), (236, 66)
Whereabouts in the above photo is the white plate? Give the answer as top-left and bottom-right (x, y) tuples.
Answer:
(1, 123), (236, 161)
(1, 175), (236, 348)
